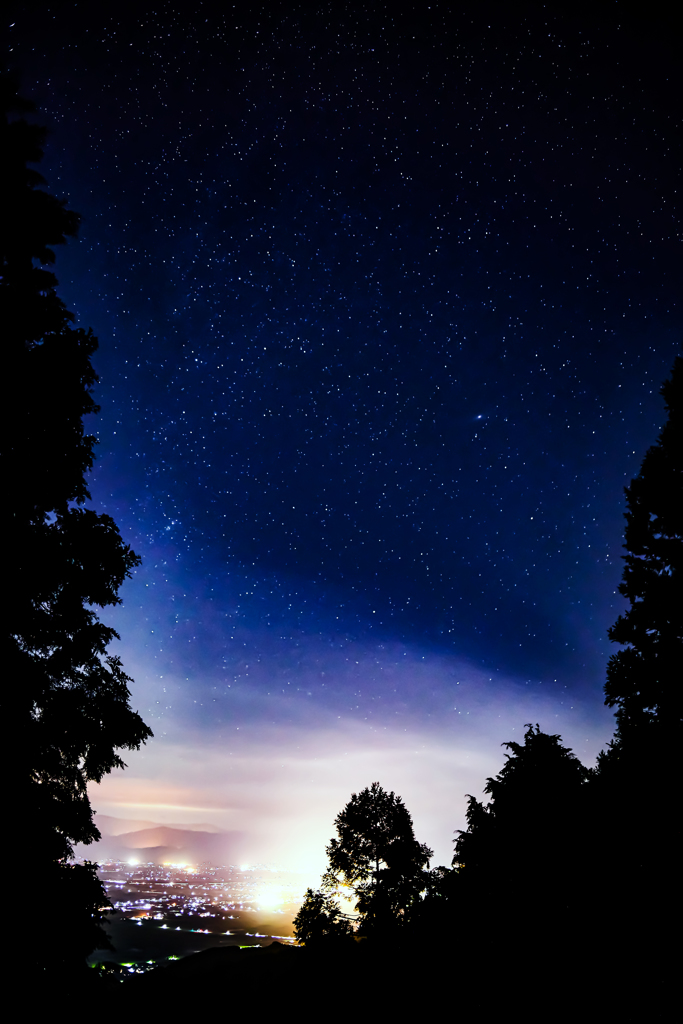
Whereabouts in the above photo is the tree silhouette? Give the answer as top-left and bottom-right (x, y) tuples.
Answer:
(324, 782), (432, 936)
(604, 355), (682, 750)
(593, 356), (682, 930)
(453, 724), (589, 925)
(2, 75), (152, 967)
(293, 888), (354, 947)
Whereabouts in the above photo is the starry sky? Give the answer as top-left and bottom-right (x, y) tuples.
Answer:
(7, 2), (681, 870)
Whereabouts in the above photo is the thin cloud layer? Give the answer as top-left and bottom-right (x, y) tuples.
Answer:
(89, 668), (614, 872)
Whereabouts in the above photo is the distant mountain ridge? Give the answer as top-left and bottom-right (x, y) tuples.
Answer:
(94, 814), (228, 836)
(74, 815), (247, 865)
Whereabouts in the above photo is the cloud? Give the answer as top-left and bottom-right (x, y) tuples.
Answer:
(89, 676), (614, 874)
(92, 601), (615, 877)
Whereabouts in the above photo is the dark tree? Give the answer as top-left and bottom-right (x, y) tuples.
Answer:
(593, 357), (682, 930)
(324, 782), (432, 936)
(453, 724), (589, 925)
(1, 76), (152, 966)
(293, 888), (354, 947)
(604, 356), (682, 749)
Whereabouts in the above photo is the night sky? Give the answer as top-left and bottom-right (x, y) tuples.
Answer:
(7, 2), (681, 870)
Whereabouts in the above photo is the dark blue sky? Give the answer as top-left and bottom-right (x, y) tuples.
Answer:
(8, 2), (680, 865)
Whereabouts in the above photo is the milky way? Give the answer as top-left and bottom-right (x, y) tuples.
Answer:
(8, 3), (680, 862)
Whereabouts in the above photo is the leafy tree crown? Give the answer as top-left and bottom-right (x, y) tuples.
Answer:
(323, 782), (432, 934)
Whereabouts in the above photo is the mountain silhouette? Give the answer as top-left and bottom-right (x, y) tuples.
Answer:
(74, 817), (247, 865)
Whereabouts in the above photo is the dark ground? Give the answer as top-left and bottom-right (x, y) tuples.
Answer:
(89, 916), (290, 965)
(88, 909), (296, 966)
(39, 935), (673, 1023)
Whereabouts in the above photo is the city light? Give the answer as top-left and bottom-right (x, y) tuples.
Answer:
(85, 858), (307, 964)
(255, 887), (283, 911)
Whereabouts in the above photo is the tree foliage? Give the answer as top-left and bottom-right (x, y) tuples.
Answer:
(454, 725), (589, 916)
(324, 782), (432, 935)
(2, 75), (152, 963)
(293, 888), (354, 947)
(604, 356), (682, 746)
(591, 356), (683, 920)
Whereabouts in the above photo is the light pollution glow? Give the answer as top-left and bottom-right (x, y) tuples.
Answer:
(87, 635), (614, 878)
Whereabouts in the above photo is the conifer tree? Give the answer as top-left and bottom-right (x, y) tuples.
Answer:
(604, 356), (682, 749)
(593, 357), (682, 929)
(453, 724), (588, 908)
(1, 76), (152, 966)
